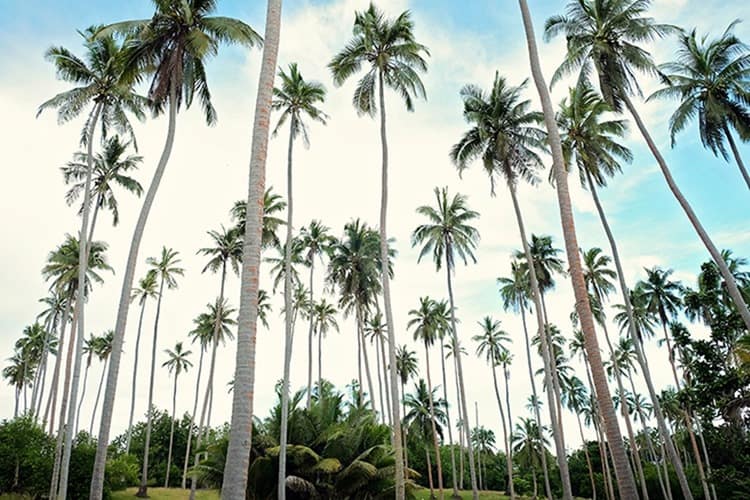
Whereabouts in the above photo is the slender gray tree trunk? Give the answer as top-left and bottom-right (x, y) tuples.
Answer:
(725, 124), (750, 191)
(44, 285), (73, 432)
(576, 413), (597, 499)
(424, 344), (444, 499)
(502, 365), (516, 499)
(125, 298), (148, 454)
(380, 333), (392, 425)
(517, 2), (637, 496)
(586, 168), (693, 499)
(74, 360), (91, 435)
(439, 342), (459, 498)
(89, 357), (108, 436)
(136, 275), (166, 498)
(359, 309), (377, 414)
(376, 70), (406, 498)
(491, 365), (512, 498)
(306, 259), (315, 409)
(165, 371), (178, 487)
(182, 347), (204, 489)
(317, 324), (323, 398)
(90, 82), (179, 500)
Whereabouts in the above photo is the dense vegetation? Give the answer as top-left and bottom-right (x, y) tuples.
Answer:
(2, 0), (750, 499)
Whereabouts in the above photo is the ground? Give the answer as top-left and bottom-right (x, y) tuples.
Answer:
(106, 488), (515, 499)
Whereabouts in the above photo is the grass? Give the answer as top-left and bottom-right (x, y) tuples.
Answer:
(111, 488), (219, 500)
(413, 491), (512, 500)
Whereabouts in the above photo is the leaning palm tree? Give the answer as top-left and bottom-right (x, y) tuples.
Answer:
(298, 221), (336, 409)
(517, 0), (638, 497)
(90, 5), (261, 495)
(412, 186), (480, 498)
(222, 3), (281, 496)
(162, 342), (192, 487)
(124, 271), (158, 454)
(473, 317), (515, 499)
(650, 21), (750, 190)
(329, 6), (429, 494)
(545, 0), (750, 334)
(270, 64), (327, 495)
(450, 70), (570, 498)
(39, 28), (147, 499)
(137, 247), (184, 497)
(408, 296), (445, 499)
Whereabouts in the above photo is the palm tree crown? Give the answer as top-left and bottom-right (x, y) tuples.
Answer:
(272, 63), (328, 145)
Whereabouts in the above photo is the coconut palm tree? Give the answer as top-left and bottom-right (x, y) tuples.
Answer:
(124, 271), (158, 454)
(512, 417), (550, 499)
(61, 136), (144, 241)
(75, 335), (96, 436)
(517, 0), (637, 496)
(404, 379), (447, 498)
(39, 28), (147, 499)
(90, 6), (261, 496)
(3, 353), (30, 418)
(545, 0), (750, 335)
(412, 186), (480, 498)
(87, 330), (113, 437)
(473, 317), (515, 499)
(451, 68), (569, 497)
(137, 247), (184, 497)
(298, 221), (335, 409)
(163, 342), (192, 487)
(650, 21), (750, 189)
(230, 187), (287, 251)
(396, 344), (419, 473)
(408, 296), (445, 499)
(329, 6), (429, 494)
(270, 65), (328, 494)
(364, 312), (391, 424)
(33, 293), (67, 421)
(311, 299), (339, 396)
(561, 376), (598, 499)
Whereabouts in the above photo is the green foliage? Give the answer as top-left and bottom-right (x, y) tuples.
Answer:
(106, 454), (139, 492)
(0, 417), (53, 497)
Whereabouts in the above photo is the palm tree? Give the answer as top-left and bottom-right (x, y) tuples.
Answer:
(412, 186), (480, 498)
(408, 296), (445, 499)
(329, 6), (429, 494)
(33, 293), (67, 421)
(3, 353), (30, 418)
(86, 330), (113, 438)
(90, 5), (261, 495)
(404, 379), (447, 498)
(61, 135), (144, 241)
(545, 0), (750, 334)
(517, 0), (637, 496)
(497, 262), (553, 499)
(163, 342), (192, 487)
(137, 247), (184, 497)
(473, 317), (515, 499)
(450, 68), (568, 497)
(396, 344), (419, 473)
(230, 187), (287, 251)
(39, 28), (147, 499)
(512, 417), (550, 499)
(298, 221), (335, 409)
(471, 426), (496, 491)
(74, 334), (96, 435)
(650, 21), (750, 189)
(311, 299), (339, 396)
(124, 271), (158, 454)
(561, 376), (598, 499)
(364, 312), (390, 423)
(270, 64), (327, 496)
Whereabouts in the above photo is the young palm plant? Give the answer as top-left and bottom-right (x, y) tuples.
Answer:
(90, 5), (261, 496)
(329, 7), (429, 494)
(649, 21), (750, 190)
(545, 0), (750, 333)
(271, 63), (328, 497)
(412, 186), (480, 499)
(162, 342), (192, 487)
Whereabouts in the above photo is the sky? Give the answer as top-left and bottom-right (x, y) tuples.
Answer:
(1, 0), (749, 457)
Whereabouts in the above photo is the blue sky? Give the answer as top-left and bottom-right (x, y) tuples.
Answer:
(1, 0), (748, 451)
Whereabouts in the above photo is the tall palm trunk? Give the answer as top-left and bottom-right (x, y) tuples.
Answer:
(401, 381), (409, 475)
(56, 101), (103, 500)
(575, 413), (597, 499)
(623, 95), (750, 330)
(519, 305), (553, 500)
(358, 309), (377, 414)
(32, 314), (57, 421)
(444, 251), (478, 499)
(317, 324), (323, 397)
(91, 81), (179, 500)
(517, 2), (637, 497)
(306, 258), (315, 409)
(89, 357), (108, 435)
(125, 297), (149, 454)
(424, 344), (444, 499)
(508, 181), (570, 499)
(724, 124), (750, 190)
(439, 342), (459, 498)
(182, 347), (204, 489)
(136, 275), (167, 497)
(491, 364), (513, 499)
(502, 365), (516, 499)
(380, 333), (392, 425)
(74, 360), (91, 435)
(165, 370), (179, 487)
(452, 354), (465, 491)
(44, 284), (74, 431)
(426, 446), (435, 497)
(540, 295), (567, 446)
(222, 2), (282, 495)
(357, 322), (363, 404)
(474, 402), (482, 491)
(585, 166), (693, 498)
(376, 70), (406, 499)
(278, 112), (297, 500)
(375, 337), (386, 423)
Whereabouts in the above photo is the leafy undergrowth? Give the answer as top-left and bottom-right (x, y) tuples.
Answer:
(111, 488), (219, 499)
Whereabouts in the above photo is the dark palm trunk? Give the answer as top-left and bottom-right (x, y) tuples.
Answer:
(724, 124), (750, 190)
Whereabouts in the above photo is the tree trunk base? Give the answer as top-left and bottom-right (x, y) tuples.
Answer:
(135, 486), (149, 497)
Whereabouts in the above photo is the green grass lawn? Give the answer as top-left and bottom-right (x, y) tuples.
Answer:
(111, 488), (219, 500)
(412, 490), (511, 499)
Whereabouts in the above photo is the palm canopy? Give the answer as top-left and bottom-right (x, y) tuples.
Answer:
(42, 234), (113, 296)
(451, 73), (546, 194)
(581, 247), (617, 302)
(513, 234), (565, 294)
(544, 0), (675, 110)
(639, 267), (683, 324)
(403, 379), (446, 441)
(38, 26), (148, 146)
(231, 187), (286, 250)
(396, 345), (418, 386)
(100, 0), (262, 123)
(407, 296), (444, 347)
(298, 220), (336, 267)
(613, 284), (657, 340)
(147, 246), (184, 289)
(93, 330), (114, 361)
(61, 135), (144, 225)
(198, 225), (243, 276)
(163, 341), (192, 377)
(131, 271), (159, 306)
(328, 2), (429, 115)
(498, 260), (531, 314)
(412, 186), (480, 273)
(191, 299), (237, 348)
(649, 21), (750, 154)
(272, 63), (328, 146)
(556, 82), (633, 187)
(473, 316), (511, 366)
(312, 299), (339, 339)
